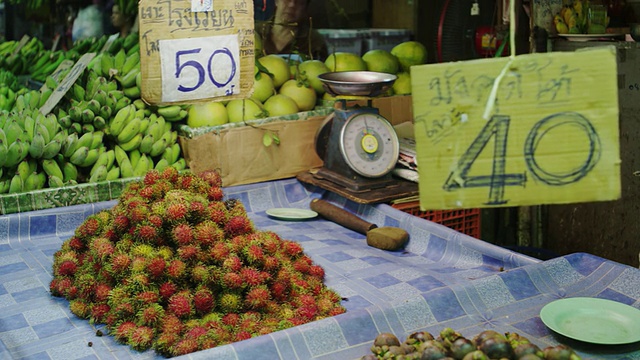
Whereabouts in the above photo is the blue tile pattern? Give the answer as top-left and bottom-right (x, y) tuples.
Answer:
(0, 178), (638, 360)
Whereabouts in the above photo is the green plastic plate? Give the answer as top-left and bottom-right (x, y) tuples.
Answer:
(266, 208), (318, 221)
(540, 297), (640, 344)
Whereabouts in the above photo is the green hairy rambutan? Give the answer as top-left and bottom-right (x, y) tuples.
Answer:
(49, 169), (345, 356)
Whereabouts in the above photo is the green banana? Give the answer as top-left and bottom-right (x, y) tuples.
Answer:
(42, 139), (62, 159)
(89, 164), (108, 183)
(117, 117), (141, 143)
(81, 109), (95, 124)
(69, 146), (89, 166)
(48, 175), (64, 188)
(106, 166), (120, 180)
(129, 149), (141, 168)
(5, 139), (27, 168)
(28, 131), (46, 158)
(62, 132), (79, 158)
(87, 99), (101, 115)
(114, 144), (128, 167)
(122, 52), (140, 76)
(0, 140), (7, 168)
(94, 90), (108, 108)
(17, 160), (31, 182)
(80, 148), (101, 167)
(139, 133), (156, 154)
(138, 118), (150, 135)
(149, 138), (167, 158)
(99, 105), (112, 120)
(24, 171), (46, 191)
(76, 132), (94, 150)
(81, 124), (95, 134)
(133, 98), (147, 111)
(24, 116), (35, 141)
(68, 106), (82, 123)
(0, 178), (10, 194)
(101, 53), (115, 79)
(8, 174), (23, 194)
(120, 68), (140, 89)
(90, 150), (110, 176)
(119, 133), (142, 152)
(133, 154), (150, 177)
(93, 116), (107, 131)
(119, 157), (134, 178)
(109, 104), (135, 137)
(69, 122), (82, 135)
(61, 160), (78, 182)
(91, 131), (105, 149)
(42, 159), (64, 180)
(172, 158), (187, 171)
(38, 88), (53, 108)
(156, 105), (183, 119)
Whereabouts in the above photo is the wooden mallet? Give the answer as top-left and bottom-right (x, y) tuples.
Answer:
(310, 199), (409, 251)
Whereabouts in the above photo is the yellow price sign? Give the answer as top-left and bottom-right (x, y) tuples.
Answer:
(411, 46), (621, 210)
(138, 0), (254, 105)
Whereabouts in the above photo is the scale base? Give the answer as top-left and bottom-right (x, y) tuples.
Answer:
(314, 167), (397, 193)
(297, 169), (419, 204)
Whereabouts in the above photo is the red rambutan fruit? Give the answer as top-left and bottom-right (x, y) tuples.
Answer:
(240, 267), (268, 287)
(208, 202), (228, 225)
(113, 301), (135, 318)
(160, 313), (184, 335)
(263, 256), (280, 272)
(129, 205), (150, 225)
(185, 325), (207, 339)
(137, 303), (165, 326)
(190, 264), (209, 284)
(147, 257), (166, 279)
(113, 215), (130, 233)
(222, 272), (244, 289)
(166, 203), (188, 223)
(194, 288), (215, 314)
(171, 223), (193, 245)
(168, 291), (194, 318)
(136, 290), (160, 305)
(189, 201), (209, 222)
(68, 236), (85, 251)
(283, 240), (304, 258)
(235, 330), (252, 342)
(69, 299), (91, 318)
(154, 331), (179, 356)
(198, 170), (223, 187)
(161, 166), (179, 182)
(224, 216), (254, 238)
(90, 237), (115, 260)
(134, 224), (157, 243)
(292, 257), (311, 274)
(56, 260), (78, 276)
(218, 292), (242, 313)
(207, 186), (224, 202)
(221, 312), (241, 327)
(171, 338), (199, 357)
(76, 217), (101, 239)
(308, 264), (325, 280)
(270, 281), (289, 301)
(194, 221), (224, 247)
(94, 283), (112, 302)
(90, 303), (110, 324)
(128, 325), (155, 351)
(109, 253), (131, 276)
(177, 245), (199, 261)
(329, 306), (346, 316)
(245, 286), (271, 309)
(222, 255), (243, 272)
(113, 321), (137, 343)
(148, 214), (163, 228)
(209, 242), (230, 263)
(243, 244), (264, 265)
(167, 259), (187, 279)
(143, 169), (161, 186)
(159, 281), (178, 301)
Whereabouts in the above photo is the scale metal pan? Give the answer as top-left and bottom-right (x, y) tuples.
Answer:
(318, 71), (397, 97)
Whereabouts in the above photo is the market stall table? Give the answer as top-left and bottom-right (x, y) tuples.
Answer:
(0, 179), (638, 359)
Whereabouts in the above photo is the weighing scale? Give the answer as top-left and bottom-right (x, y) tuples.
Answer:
(296, 71), (419, 204)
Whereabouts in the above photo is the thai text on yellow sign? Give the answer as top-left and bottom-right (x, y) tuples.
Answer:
(411, 46), (621, 210)
(138, 0), (254, 105)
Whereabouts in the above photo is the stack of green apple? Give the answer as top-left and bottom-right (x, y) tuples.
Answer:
(186, 40), (427, 129)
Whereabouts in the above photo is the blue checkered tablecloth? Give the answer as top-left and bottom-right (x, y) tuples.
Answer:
(0, 179), (639, 360)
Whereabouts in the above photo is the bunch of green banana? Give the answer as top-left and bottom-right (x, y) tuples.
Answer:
(154, 104), (189, 122)
(93, 47), (140, 92)
(0, 37), (45, 75)
(0, 68), (21, 92)
(0, 115), (31, 169)
(29, 50), (68, 83)
(12, 89), (54, 114)
(1, 159), (47, 194)
(23, 111), (67, 161)
(60, 129), (107, 170)
(0, 85), (17, 111)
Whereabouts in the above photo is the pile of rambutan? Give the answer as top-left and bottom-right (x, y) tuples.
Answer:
(49, 168), (346, 357)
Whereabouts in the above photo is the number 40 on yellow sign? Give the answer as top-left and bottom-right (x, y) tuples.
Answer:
(411, 46), (621, 210)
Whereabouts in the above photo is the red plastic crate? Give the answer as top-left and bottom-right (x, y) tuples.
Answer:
(392, 202), (482, 238)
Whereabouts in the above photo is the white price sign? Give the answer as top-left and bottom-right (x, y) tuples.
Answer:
(160, 35), (239, 102)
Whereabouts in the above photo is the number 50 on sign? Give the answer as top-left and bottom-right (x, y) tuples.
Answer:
(411, 46), (621, 210)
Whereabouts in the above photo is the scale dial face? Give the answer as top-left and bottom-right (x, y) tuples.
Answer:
(339, 112), (399, 178)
